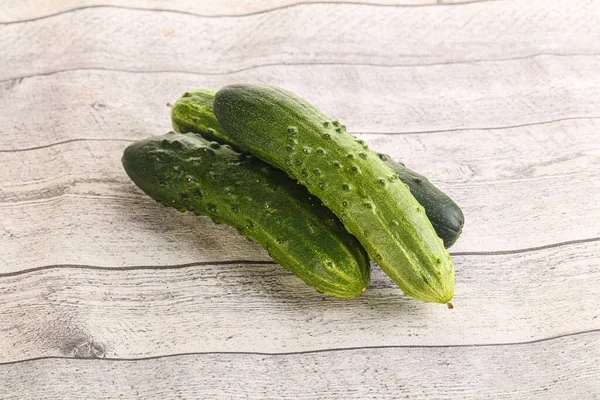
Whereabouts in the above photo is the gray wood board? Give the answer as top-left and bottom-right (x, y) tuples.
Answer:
(1, 240), (599, 362)
(1, 121), (598, 267)
(2, 0), (599, 81)
(1, 331), (599, 399)
(2, 59), (600, 148)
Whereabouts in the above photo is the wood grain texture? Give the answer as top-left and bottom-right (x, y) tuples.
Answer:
(2, 57), (600, 150)
(1, 1), (600, 82)
(1, 118), (598, 271)
(2, 0), (600, 398)
(1, 332), (599, 400)
(0, 0), (496, 23)
(0, 239), (599, 362)
(2, 176), (598, 269)
(3, 117), (599, 187)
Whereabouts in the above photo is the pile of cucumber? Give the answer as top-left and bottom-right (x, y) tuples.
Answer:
(123, 85), (464, 304)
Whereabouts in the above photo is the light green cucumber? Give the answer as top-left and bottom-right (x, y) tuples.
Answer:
(213, 84), (454, 303)
(122, 132), (370, 298)
(170, 89), (464, 248)
(170, 89), (227, 144)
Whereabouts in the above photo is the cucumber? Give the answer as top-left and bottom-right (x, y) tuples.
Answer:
(170, 89), (228, 144)
(171, 89), (464, 248)
(377, 154), (464, 248)
(122, 132), (370, 298)
(213, 84), (454, 303)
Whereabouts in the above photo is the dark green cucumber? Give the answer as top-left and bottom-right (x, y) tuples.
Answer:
(171, 89), (464, 248)
(213, 84), (454, 303)
(377, 154), (464, 248)
(122, 132), (370, 298)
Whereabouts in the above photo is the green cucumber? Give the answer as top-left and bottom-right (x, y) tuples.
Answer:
(377, 154), (464, 248)
(213, 84), (454, 303)
(122, 132), (370, 298)
(171, 89), (464, 248)
(170, 89), (228, 144)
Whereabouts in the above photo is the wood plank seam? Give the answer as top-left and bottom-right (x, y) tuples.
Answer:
(1, 236), (598, 278)
(2, 52), (598, 84)
(2, 115), (600, 152)
(1, 329), (598, 366)
(0, 0), (506, 26)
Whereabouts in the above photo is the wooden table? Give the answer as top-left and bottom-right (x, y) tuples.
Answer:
(1, 0), (599, 398)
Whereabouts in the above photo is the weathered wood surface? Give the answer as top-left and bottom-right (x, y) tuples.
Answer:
(0, 0), (490, 23)
(1, 332), (598, 400)
(1, 124), (599, 269)
(1, 0), (599, 399)
(3, 59), (600, 148)
(1, 240), (599, 362)
(2, 1), (600, 82)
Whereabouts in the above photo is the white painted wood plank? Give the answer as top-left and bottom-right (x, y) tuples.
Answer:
(0, 332), (598, 399)
(1, 1), (599, 82)
(1, 127), (598, 271)
(2, 57), (600, 150)
(0, 195), (269, 270)
(0, 0), (490, 23)
(2, 171), (597, 269)
(0, 240), (598, 362)
(3, 118), (598, 190)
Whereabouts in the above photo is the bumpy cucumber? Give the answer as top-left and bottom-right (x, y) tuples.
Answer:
(171, 89), (464, 248)
(170, 89), (228, 144)
(122, 132), (370, 298)
(213, 84), (454, 303)
(377, 154), (464, 248)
